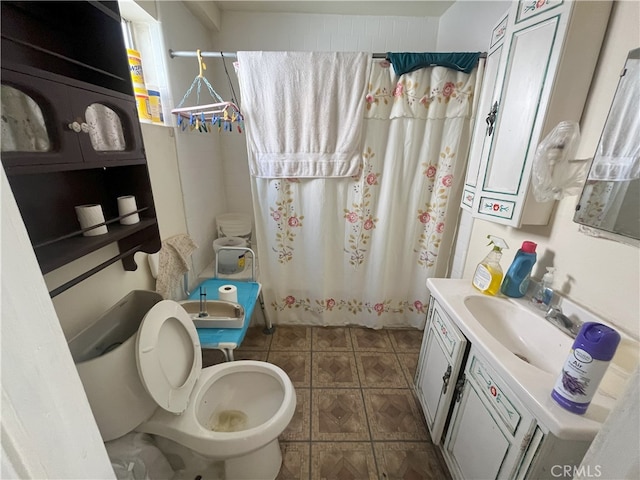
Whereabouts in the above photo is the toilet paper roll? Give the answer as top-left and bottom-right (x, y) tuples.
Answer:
(75, 204), (108, 236)
(117, 195), (140, 225)
(218, 285), (238, 303)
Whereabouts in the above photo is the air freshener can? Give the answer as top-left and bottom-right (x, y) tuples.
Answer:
(551, 322), (620, 414)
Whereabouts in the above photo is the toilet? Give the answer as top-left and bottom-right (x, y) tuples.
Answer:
(68, 291), (296, 479)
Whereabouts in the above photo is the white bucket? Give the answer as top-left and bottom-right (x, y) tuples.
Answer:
(216, 213), (252, 246)
(213, 237), (247, 274)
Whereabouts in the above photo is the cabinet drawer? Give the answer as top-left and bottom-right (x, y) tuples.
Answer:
(468, 352), (526, 435)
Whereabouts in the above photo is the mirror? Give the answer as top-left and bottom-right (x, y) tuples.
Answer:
(574, 48), (640, 240)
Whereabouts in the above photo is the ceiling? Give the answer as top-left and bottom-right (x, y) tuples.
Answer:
(212, 1), (456, 18)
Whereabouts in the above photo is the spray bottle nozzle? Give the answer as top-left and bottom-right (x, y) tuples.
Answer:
(486, 235), (508, 252)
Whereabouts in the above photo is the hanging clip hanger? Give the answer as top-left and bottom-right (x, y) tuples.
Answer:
(171, 47), (243, 133)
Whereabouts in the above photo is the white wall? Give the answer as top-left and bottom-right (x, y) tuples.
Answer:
(437, 1), (510, 51)
(1, 169), (114, 479)
(157, 1), (229, 276)
(461, 1), (640, 339)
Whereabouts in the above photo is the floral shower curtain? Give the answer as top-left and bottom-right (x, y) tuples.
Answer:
(251, 60), (478, 328)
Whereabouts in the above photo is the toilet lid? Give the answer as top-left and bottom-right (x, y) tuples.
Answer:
(136, 300), (202, 413)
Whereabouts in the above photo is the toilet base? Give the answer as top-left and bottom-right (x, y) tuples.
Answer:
(225, 438), (282, 480)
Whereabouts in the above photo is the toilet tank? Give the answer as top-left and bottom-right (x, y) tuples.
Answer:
(67, 290), (163, 442)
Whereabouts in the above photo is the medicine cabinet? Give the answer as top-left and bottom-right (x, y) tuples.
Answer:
(1, 0), (160, 295)
(573, 48), (640, 241)
(461, 0), (612, 227)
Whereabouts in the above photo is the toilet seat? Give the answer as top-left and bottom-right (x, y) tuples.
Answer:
(136, 300), (202, 413)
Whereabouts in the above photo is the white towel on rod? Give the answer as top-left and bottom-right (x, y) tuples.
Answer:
(237, 51), (372, 178)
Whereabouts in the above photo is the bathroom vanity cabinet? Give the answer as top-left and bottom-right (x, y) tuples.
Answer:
(461, 0), (612, 227)
(0, 1), (160, 289)
(415, 293), (596, 479)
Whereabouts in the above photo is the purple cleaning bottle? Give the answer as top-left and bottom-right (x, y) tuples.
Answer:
(552, 322), (620, 415)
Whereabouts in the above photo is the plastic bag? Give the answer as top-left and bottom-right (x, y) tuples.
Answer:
(105, 433), (174, 480)
(531, 121), (588, 202)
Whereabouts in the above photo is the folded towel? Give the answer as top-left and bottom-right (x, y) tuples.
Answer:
(155, 234), (198, 300)
(237, 51), (372, 178)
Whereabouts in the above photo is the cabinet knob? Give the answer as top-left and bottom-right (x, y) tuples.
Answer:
(454, 374), (466, 403)
(68, 121), (82, 133)
(485, 101), (499, 136)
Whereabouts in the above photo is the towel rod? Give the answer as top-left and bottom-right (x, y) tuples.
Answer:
(169, 49), (487, 60)
(49, 245), (143, 298)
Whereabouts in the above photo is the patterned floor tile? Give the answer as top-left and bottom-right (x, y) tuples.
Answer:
(312, 327), (353, 351)
(397, 353), (420, 386)
(277, 442), (310, 480)
(267, 351), (312, 387)
(232, 350), (268, 362)
(388, 328), (424, 353)
(312, 389), (370, 441)
(350, 327), (393, 352)
(374, 442), (450, 480)
(237, 326), (273, 350)
(311, 443), (377, 480)
(355, 352), (407, 388)
(312, 352), (360, 388)
(272, 326), (312, 351)
(281, 388), (311, 441)
(202, 349), (226, 367)
(363, 389), (428, 441)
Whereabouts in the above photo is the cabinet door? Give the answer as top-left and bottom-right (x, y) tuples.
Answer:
(443, 350), (536, 480)
(445, 380), (511, 479)
(462, 12), (508, 211)
(71, 88), (145, 164)
(472, 12), (563, 226)
(1, 68), (83, 167)
(2, 67), (145, 169)
(415, 299), (468, 443)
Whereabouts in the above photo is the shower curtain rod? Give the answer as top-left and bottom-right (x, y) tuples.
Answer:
(169, 49), (487, 60)
(169, 49), (386, 59)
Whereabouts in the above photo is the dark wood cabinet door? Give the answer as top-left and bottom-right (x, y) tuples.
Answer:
(1, 67), (83, 167)
(70, 88), (145, 164)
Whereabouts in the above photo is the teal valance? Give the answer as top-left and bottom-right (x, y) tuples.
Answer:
(386, 52), (482, 75)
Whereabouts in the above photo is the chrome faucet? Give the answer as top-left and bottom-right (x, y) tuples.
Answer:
(545, 305), (582, 338)
(198, 287), (208, 318)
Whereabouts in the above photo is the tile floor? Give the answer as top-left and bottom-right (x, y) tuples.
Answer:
(202, 325), (451, 480)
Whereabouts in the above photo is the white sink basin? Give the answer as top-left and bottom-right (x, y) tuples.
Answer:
(179, 300), (245, 329)
(464, 295), (572, 375)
